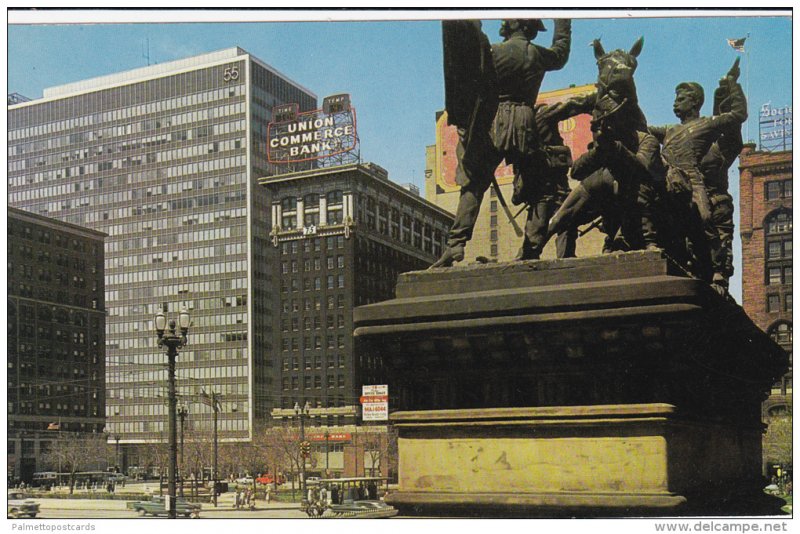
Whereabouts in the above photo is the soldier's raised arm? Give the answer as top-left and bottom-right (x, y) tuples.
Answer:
(539, 19), (572, 71)
(709, 61), (748, 129)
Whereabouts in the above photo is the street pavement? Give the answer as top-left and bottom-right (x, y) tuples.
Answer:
(32, 497), (308, 519)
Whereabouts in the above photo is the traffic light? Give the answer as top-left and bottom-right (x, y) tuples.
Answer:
(300, 440), (311, 457)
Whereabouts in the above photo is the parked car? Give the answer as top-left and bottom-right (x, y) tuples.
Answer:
(235, 476), (254, 485)
(129, 496), (201, 518)
(8, 491), (39, 519)
(256, 474), (284, 485)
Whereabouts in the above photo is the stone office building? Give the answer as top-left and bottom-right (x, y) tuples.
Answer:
(260, 162), (454, 424)
(7, 48), (317, 457)
(739, 144), (793, 415)
(739, 144), (792, 476)
(7, 207), (107, 482)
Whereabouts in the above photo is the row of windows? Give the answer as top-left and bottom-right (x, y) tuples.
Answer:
(110, 417), (247, 435)
(282, 294), (346, 313)
(281, 314), (348, 332)
(765, 210), (792, 287)
(8, 83), (245, 143)
(107, 242), (246, 271)
(282, 352), (346, 368)
(280, 191), (343, 211)
(106, 260), (247, 287)
(10, 114), (244, 178)
(107, 215), (246, 255)
(107, 349), (246, 369)
(281, 335), (347, 351)
(108, 367), (248, 393)
(281, 256), (345, 274)
(106, 278), (247, 313)
(9, 154), (247, 208)
(107, 312), (247, 336)
(767, 292), (792, 313)
(282, 375), (348, 390)
(281, 236), (346, 255)
(281, 275), (346, 293)
(7, 222), (102, 253)
(765, 179), (793, 201)
(108, 330), (247, 351)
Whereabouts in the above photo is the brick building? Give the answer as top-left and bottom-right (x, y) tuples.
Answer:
(738, 144), (792, 420)
(7, 207), (107, 482)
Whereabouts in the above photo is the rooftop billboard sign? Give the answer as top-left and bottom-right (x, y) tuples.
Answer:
(268, 94), (358, 164)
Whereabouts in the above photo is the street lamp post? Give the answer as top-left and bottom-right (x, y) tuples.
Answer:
(177, 404), (188, 497)
(114, 435), (121, 473)
(200, 389), (222, 508)
(325, 430), (330, 477)
(294, 401), (310, 497)
(155, 308), (190, 520)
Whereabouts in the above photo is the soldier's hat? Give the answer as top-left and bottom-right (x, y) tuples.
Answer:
(526, 19), (547, 32)
(502, 19), (547, 37)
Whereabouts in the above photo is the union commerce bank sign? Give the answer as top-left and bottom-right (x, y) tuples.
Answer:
(268, 94), (358, 163)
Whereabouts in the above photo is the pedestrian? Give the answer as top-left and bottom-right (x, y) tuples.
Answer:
(265, 487), (271, 504)
(234, 489), (240, 509)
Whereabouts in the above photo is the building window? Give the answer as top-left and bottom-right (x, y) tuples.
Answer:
(769, 321), (792, 346)
(765, 179), (793, 200)
(768, 294), (781, 313)
(765, 210), (792, 286)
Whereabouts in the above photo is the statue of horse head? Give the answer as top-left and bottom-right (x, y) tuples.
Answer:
(590, 37), (648, 137)
(592, 37), (644, 106)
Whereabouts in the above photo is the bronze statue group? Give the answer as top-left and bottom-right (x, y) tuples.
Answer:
(432, 18), (746, 295)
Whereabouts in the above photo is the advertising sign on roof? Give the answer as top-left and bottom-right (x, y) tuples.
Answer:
(268, 94), (358, 164)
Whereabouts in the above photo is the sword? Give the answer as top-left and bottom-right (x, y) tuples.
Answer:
(493, 171), (523, 237)
(578, 217), (603, 237)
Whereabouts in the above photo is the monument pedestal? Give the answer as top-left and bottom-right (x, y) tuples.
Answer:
(353, 252), (787, 516)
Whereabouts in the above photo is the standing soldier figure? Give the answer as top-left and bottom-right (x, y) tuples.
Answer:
(432, 18), (572, 267)
(649, 60), (747, 287)
(698, 59), (745, 291)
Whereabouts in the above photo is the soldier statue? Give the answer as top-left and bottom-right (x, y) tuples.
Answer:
(698, 59), (745, 290)
(432, 18), (572, 268)
(649, 60), (747, 287)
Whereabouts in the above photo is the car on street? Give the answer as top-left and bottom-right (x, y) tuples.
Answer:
(255, 474), (285, 485)
(235, 476), (254, 485)
(8, 491), (39, 518)
(129, 496), (201, 518)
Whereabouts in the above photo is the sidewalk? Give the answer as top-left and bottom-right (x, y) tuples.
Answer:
(36, 497), (302, 513)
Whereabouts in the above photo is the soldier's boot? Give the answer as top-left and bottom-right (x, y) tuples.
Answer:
(515, 242), (541, 261)
(429, 244), (465, 269)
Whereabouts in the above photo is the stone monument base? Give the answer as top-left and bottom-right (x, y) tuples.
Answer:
(354, 252), (788, 516)
(386, 404), (774, 517)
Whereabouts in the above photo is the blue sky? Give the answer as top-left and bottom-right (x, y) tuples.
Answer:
(7, 9), (793, 301)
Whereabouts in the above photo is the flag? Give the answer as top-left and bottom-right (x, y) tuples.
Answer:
(727, 37), (746, 52)
(47, 422), (60, 430)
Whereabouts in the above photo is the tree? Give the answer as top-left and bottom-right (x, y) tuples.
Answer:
(763, 414), (792, 468)
(139, 436), (170, 496)
(263, 425), (302, 498)
(40, 433), (112, 494)
(357, 426), (398, 478)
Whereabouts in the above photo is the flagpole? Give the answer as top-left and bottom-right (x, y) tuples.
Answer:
(745, 32), (751, 144)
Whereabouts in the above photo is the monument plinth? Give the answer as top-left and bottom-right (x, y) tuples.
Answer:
(353, 251), (788, 516)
